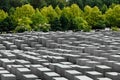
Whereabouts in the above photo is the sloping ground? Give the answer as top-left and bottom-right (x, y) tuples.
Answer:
(0, 31), (119, 80)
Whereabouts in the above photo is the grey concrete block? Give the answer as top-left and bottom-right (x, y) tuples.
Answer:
(69, 65), (80, 70)
(35, 59), (49, 64)
(110, 55), (120, 62)
(103, 60), (117, 68)
(1, 74), (16, 80)
(76, 66), (93, 74)
(36, 67), (51, 79)
(105, 72), (120, 80)
(0, 70), (10, 79)
(64, 70), (82, 80)
(60, 62), (73, 65)
(56, 64), (72, 76)
(74, 75), (93, 80)
(76, 58), (90, 66)
(95, 65), (112, 76)
(96, 77), (112, 80)
(44, 72), (60, 80)
(86, 71), (103, 79)
(52, 77), (68, 80)
(30, 65), (44, 75)
(92, 57), (108, 63)
(85, 61), (101, 68)
(49, 63), (61, 72)
(11, 65), (24, 74)
(68, 54), (81, 63)
(16, 68), (31, 80)
(0, 59), (14, 69)
(52, 56), (66, 63)
(22, 74), (38, 80)
(15, 60), (31, 65)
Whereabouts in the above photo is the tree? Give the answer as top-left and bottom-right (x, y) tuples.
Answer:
(70, 4), (83, 18)
(0, 0), (11, 12)
(45, 0), (67, 9)
(105, 5), (120, 27)
(38, 23), (51, 32)
(13, 4), (35, 20)
(55, 6), (62, 17)
(9, 0), (29, 8)
(94, 0), (103, 8)
(0, 10), (8, 22)
(72, 17), (91, 31)
(84, 6), (105, 29)
(31, 9), (48, 31)
(11, 4), (35, 28)
(11, 4), (35, 32)
(50, 17), (61, 31)
(101, 4), (108, 13)
(68, 0), (84, 9)
(41, 5), (58, 22)
(0, 9), (8, 32)
(15, 17), (32, 32)
(29, 0), (47, 8)
(60, 7), (72, 30)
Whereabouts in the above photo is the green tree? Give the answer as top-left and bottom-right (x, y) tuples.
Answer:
(31, 9), (48, 31)
(10, 0), (29, 8)
(60, 4), (83, 31)
(38, 23), (51, 32)
(72, 17), (91, 31)
(11, 4), (35, 29)
(60, 7), (72, 30)
(15, 17), (32, 32)
(29, 0), (47, 8)
(84, 6), (105, 29)
(0, 10), (8, 22)
(41, 5), (58, 22)
(0, 0), (11, 12)
(0, 9), (8, 33)
(68, 0), (84, 9)
(105, 5), (120, 27)
(50, 17), (61, 31)
(70, 4), (83, 18)
(55, 6), (62, 17)
(101, 4), (108, 13)
(0, 17), (15, 33)
(45, 0), (66, 9)
(12, 4), (35, 21)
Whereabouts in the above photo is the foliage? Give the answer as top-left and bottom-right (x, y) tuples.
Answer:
(0, 10), (8, 32)
(12, 4), (35, 21)
(45, 0), (67, 9)
(72, 17), (91, 31)
(37, 23), (51, 32)
(15, 17), (32, 32)
(41, 5), (58, 22)
(0, 10), (8, 22)
(111, 26), (120, 31)
(0, 17), (15, 33)
(101, 4), (108, 13)
(60, 7), (71, 30)
(84, 6), (105, 29)
(0, 2), (120, 32)
(55, 6), (62, 17)
(31, 9), (48, 30)
(70, 4), (83, 18)
(50, 17), (61, 31)
(29, 0), (47, 8)
(105, 5), (120, 27)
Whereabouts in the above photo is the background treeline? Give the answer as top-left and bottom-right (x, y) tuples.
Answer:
(0, 0), (120, 32)
(1, 0), (120, 11)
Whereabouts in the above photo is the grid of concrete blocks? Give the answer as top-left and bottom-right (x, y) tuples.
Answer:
(0, 31), (119, 80)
